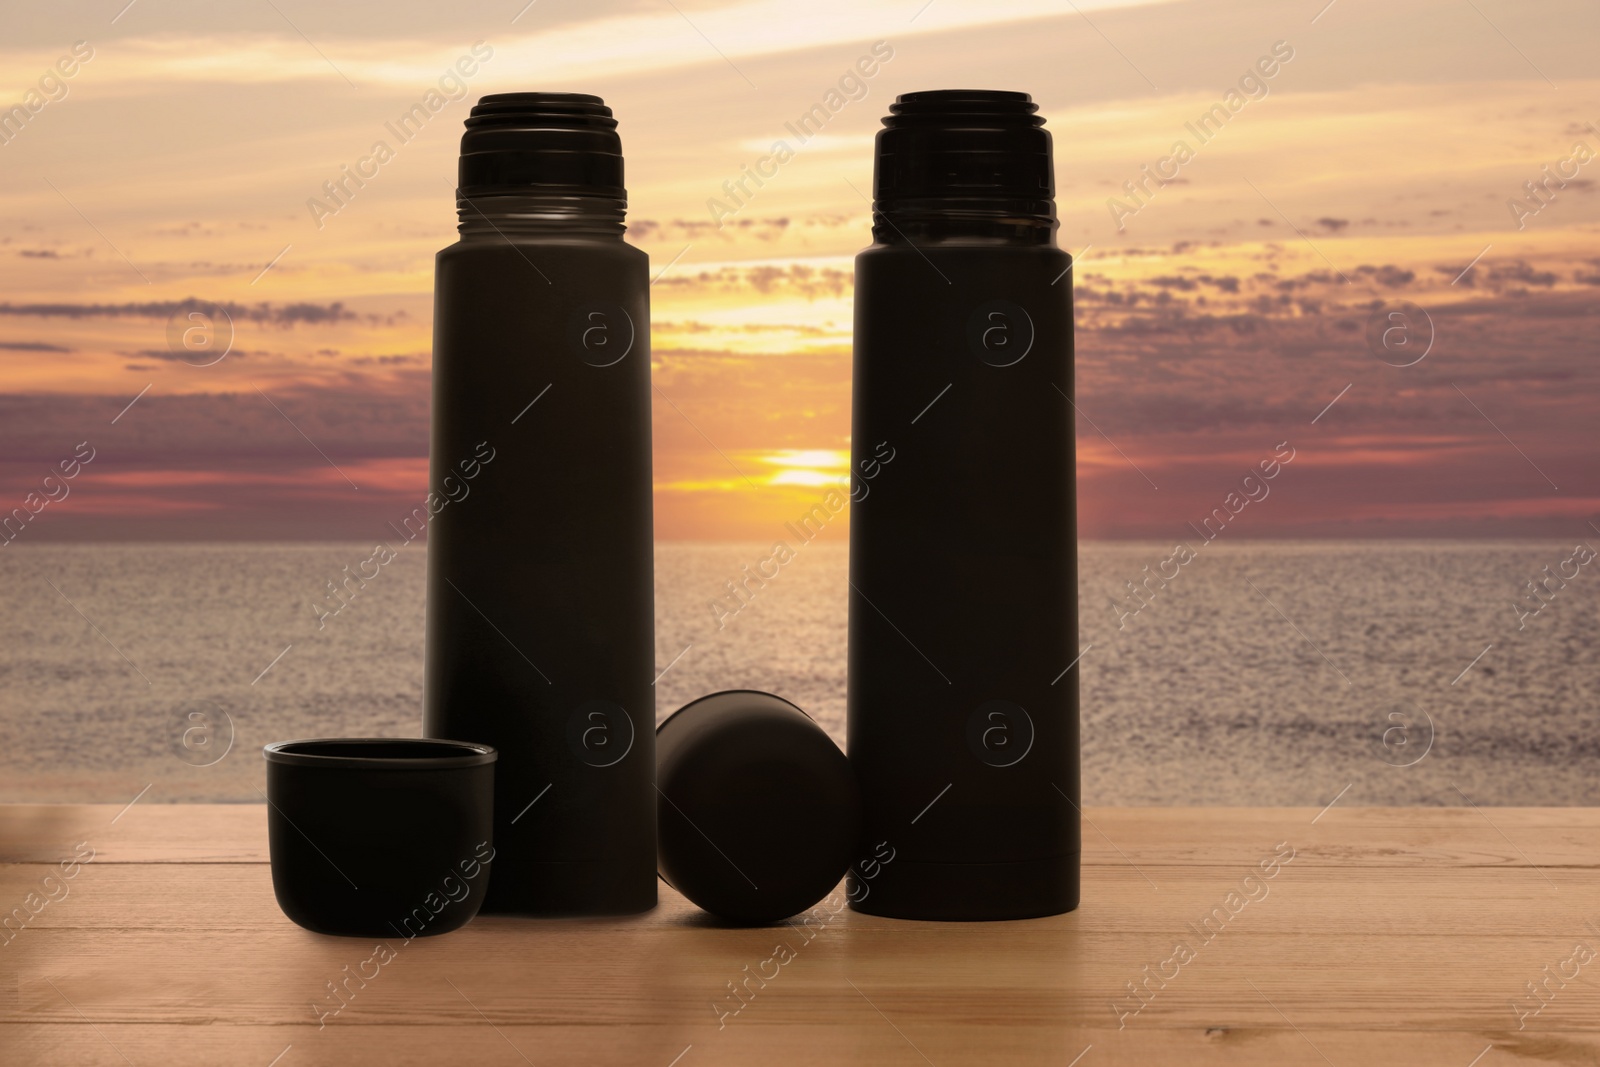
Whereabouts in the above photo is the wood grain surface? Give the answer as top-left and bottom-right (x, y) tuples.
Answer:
(2, 803), (1597, 1066)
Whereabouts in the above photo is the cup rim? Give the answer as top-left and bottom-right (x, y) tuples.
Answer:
(263, 737), (497, 770)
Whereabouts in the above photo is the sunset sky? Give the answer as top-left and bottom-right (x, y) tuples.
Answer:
(1, 0), (1595, 542)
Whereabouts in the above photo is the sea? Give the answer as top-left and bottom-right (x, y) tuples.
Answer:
(0, 540), (1594, 806)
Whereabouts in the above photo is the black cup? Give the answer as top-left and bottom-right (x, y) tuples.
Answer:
(263, 738), (496, 937)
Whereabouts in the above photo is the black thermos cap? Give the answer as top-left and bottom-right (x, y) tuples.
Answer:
(657, 691), (862, 924)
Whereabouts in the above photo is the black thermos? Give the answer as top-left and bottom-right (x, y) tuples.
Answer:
(847, 90), (1079, 920)
(424, 93), (655, 914)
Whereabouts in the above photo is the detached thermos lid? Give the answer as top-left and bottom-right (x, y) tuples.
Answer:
(657, 690), (861, 924)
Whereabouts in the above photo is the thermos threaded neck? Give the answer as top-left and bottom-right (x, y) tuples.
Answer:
(457, 92), (627, 232)
(873, 89), (1057, 242)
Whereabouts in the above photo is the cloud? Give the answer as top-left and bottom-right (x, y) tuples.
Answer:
(0, 299), (397, 327)
(631, 218), (795, 242)
(0, 0), (1168, 89)
(657, 320), (832, 337)
(348, 353), (426, 366)
(0, 388), (428, 464)
(121, 348), (241, 362)
(1353, 265), (1414, 288)
(654, 264), (852, 299)
(1057, 253), (1600, 464)
(1487, 261), (1559, 288)
(1431, 259), (1562, 291)
(0, 341), (72, 352)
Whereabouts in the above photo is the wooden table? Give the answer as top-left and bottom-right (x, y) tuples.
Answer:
(2, 804), (1596, 1065)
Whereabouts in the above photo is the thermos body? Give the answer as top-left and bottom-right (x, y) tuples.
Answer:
(847, 90), (1080, 921)
(424, 94), (656, 915)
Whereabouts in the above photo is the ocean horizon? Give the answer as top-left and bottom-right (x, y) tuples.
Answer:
(0, 538), (1593, 807)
